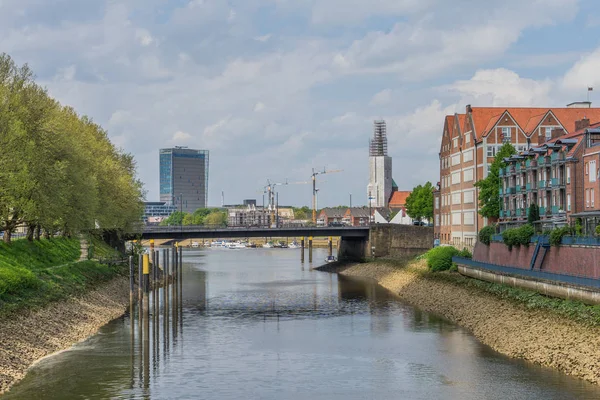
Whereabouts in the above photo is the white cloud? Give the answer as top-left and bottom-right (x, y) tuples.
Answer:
(135, 29), (154, 46)
(172, 130), (192, 142)
(254, 102), (266, 112)
(561, 48), (600, 92)
(254, 34), (272, 42)
(369, 89), (392, 106)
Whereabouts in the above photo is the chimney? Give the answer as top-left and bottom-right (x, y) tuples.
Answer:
(575, 117), (590, 132)
(466, 104), (472, 113)
(551, 128), (565, 140)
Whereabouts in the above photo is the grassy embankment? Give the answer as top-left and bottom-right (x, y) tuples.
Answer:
(0, 237), (126, 317)
(371, 255), (600, 327)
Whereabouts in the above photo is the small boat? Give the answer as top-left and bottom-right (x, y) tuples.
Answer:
(324, 255), (337, 263)
(288, 241), (301, 249)
(263, 242), (274, 248)
(227, 241), (246, 249)
(246, 242), (257, 248)
(279, 241), (288, 249)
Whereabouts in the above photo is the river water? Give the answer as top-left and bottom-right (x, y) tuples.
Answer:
(4, 248), (600, 399)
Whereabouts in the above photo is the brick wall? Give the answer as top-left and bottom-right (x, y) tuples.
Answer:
(370, 224), (433, 258)
(473, 241), (600, 279)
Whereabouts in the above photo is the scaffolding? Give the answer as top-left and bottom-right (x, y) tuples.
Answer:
(369, 120), (388, 156)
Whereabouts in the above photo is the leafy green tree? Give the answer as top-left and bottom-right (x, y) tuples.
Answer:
(474, 143), (516, 219)
(160, 211), (186, 226)
(292, 206), (311, 220)
(405, 182), (434, 222)
(205, 211), (227, 226)
(527, 203), (540, 225)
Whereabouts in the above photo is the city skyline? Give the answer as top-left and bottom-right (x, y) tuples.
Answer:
(2, 1), (600, 207)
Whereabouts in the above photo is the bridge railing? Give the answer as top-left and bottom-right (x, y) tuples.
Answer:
(142, 225), (369, 233)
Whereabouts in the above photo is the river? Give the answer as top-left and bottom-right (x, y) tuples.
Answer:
(4, 247), (600, 399)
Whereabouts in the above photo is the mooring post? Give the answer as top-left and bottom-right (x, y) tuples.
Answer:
(179, 245), (183, 310)
(129, 256), (134, 310)
(301, 238), (305, 263)
(138, 254), (143, 303)
(328, 236), (333, 257)
(165, 248), (170, 345)
(172, 245), (178, 339)
(142, 255), (150, 388)
(308, 236), (313, 263)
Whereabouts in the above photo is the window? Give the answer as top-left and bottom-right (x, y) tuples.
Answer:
(567, 166), (571, 184)
(487, 164), (491, 175)
(464, 169), (474, 182)
(516, 145), (527, 152)
(567, 194), (571, 211)
(586, 189), (590, 208)
(435, 197), (439, 209)
(453, 138), (458, 148)
(465, 134), (471, 144)
(545, 127), (552, 140)
(502, 127), (511, 142)
(464, 191), (474, 203)
(487, 145), (497, 158)
(593, 188), (596, 208)
(464, 212), (475, 225)
(452, 172), (461, 185)
(452, 212), (461, 225)
(590, 161), (597, 183)
(452, 154), (461, 166)
(586, 162), (589, 175)
(463, 149), (473, 162)
(452, 192), (461, 205)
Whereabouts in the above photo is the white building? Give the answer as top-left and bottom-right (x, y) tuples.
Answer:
(367, 120), (393, 208)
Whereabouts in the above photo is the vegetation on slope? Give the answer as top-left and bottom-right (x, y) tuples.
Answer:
(0, 237), (126, 317)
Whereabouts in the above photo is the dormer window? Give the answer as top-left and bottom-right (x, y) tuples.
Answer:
(502, 127), (511, 142)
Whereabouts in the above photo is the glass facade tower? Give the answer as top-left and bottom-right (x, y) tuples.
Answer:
(159, 147), (209, 213)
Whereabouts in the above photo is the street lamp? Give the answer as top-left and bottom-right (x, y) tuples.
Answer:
(180, 193), (183, 238)
(368, 191), (374, 225)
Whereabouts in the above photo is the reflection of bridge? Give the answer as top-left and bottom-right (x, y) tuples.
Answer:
(140, 225), (369, 240)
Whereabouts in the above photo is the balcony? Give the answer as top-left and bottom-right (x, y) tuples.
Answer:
(551, 206), (559, 214)
(499, 168), (505, 177)
(516, 209), (522, 217)
(508, 187), (516, 195)
(539, 206), (546, 214)
(499, 210), (504, 218)
(499, 188), (503, 195)
(551, 153), (565, 163)
(526, 183), (531, 191)
(515, 164), (521, 172)
(551, 178), (565, 188)
(538, 180), (545, 188)
(516, 185), (521, 193)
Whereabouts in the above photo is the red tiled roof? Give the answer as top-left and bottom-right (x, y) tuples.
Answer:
(389, 191), (411, 207)
(467, 107), (600, 141)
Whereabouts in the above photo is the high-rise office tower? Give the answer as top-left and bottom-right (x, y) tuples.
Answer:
(159, 147), (209, 213)
(367, 120), (392, 208)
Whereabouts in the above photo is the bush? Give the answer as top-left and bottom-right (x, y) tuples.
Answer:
(458, 248), (472, 259)
(478, 225), (496, 245)
(596, 225), (600, 237)
(549, 226), (574, 246)
(502, 224), (534, 250)
(425, 246), (459, 272)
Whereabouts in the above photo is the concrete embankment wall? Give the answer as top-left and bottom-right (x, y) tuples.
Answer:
(0, 278), (130, 395)
(369, 224), (433, 259)
(323, 260), (600, 385)
(473, 241), (600, 278)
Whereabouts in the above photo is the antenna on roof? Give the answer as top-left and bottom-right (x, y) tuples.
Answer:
(588, 87), (593, 103)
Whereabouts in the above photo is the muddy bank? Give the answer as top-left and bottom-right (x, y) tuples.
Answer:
(0, 277), (130, 395)
(320, 260), (600, 385)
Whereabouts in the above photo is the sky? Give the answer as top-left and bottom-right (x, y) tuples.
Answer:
(2, 0), (600, 208)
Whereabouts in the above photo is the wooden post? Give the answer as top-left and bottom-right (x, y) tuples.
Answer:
(308, 236), (313, 263)
(328, 236), (333, 257)
(138, 254), (143, 303)
(129, 256), (134, 309)
(301, 238), (305, 263)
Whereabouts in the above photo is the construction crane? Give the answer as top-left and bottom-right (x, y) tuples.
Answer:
(311, 168), (343, 223)
(262, 179), (309, 227)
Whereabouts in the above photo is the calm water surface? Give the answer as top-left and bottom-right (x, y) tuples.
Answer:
(5, 248), (600, 399)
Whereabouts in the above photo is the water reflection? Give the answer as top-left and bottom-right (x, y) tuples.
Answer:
(4, 247), (600, 400)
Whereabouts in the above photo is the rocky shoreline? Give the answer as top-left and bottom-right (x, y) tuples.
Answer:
(317, 260), (600, 385)
(0, 277), (130, 395)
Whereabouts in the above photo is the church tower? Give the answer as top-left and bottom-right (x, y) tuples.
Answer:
(367, 120), (392, 208)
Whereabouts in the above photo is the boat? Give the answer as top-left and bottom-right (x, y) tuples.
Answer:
(324, 255), (337, 263)
(263, 242), (274, 248)
(279, 241), (288, 249)
(288, 241), (301, 249)
(227, 241), (246, 249)
(246, 242), (257, 248)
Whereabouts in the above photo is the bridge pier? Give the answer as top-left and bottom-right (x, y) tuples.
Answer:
(338, 236), (367, 262)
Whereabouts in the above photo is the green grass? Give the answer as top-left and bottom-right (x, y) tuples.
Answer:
(0, 237), (127, 317)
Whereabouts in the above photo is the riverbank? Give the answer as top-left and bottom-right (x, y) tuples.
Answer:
(317, 259), (600, 384)
(0, 276), (130, 395)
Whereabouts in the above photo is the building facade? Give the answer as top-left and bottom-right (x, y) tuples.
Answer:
(368, 120), (393, 208)
(434, 103), (600, 248)
(143, 201), (177, 224)
(160, 147), (209, 213)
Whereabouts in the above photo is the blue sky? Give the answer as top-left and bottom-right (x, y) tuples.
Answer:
(2, 0), (600, 207)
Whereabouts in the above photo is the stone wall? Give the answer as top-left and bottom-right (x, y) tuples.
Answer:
(473, 241), (600, 279)
(369, 224), (433, 259)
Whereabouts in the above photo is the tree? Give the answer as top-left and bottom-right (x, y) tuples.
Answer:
(160, 211), (186, 226)
(527, 203), (540, 225)
(474, 143), (516, 219)
(405, 182), (434, 222)
(205, 211), (227, 226)
(292, 206), (311, 220)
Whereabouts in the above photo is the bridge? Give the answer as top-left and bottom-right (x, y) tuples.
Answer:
(136, 224), (433, 262)
(140, 225), (369, 240)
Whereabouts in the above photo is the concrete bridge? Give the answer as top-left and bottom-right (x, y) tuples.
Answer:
(138, 224), (433, 262)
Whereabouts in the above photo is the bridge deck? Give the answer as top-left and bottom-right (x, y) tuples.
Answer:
(139, 226), (370, 240)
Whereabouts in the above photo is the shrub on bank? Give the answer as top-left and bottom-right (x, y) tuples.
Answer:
(549, 226), (575, 246)
(478, 226), (496, 245)
(425, 246), (460, 272)
(502, 224), (534, 250)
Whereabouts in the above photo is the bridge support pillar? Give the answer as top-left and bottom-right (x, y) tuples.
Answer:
(308, 236), (313, 263)
(338, 236), (367, 262)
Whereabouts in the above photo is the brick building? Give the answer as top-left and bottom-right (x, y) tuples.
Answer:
(434, 103), (600, 248)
